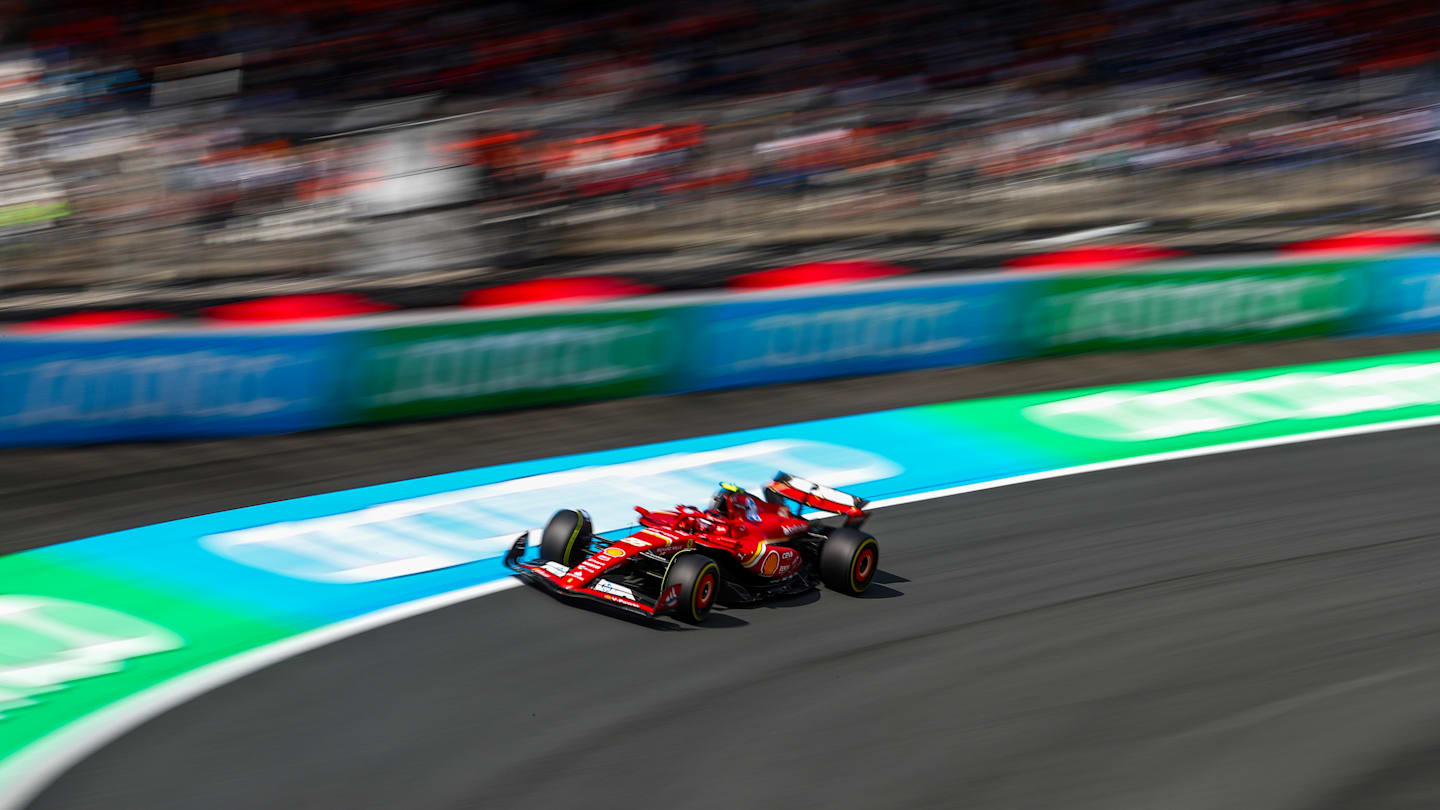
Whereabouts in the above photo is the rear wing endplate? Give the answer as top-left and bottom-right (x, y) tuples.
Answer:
(765, 472), (869, 526)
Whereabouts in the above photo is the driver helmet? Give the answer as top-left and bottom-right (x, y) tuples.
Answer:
(711, 482), (744, 516)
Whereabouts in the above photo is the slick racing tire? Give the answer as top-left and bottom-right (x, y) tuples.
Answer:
(539, 509), (592, 567)
(663, 553), (722, 624)
(820, 528), (879, 596)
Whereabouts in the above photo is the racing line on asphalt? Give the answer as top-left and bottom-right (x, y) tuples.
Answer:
(23, 425), (1440, 810)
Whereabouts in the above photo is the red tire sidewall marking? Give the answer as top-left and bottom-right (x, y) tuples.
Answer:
(854, 547), (875, 584)
(697, 571), (715, 609)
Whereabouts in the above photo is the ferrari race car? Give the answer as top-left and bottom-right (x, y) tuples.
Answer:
(503, 473), (880, 623)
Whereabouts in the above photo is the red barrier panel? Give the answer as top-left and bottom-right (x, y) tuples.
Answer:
(9, 310), (178, 333)
(204, 293), (394, 323)
(465, 276), (659, 307)
(1007, 244), (1186, 271)
(729, 260), (910, 289)
(1283, 230), (1439, 255)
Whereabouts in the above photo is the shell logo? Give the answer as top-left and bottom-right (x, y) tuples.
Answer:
(759, 550), (780, 576)
(603, 547), (627, 558)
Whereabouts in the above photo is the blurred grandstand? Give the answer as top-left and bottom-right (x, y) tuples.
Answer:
(0, 0), (1438, 314)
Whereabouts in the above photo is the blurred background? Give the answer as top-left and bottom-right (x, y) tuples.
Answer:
(0, 0), (1437, 319)
(12, 7), (1440, 809)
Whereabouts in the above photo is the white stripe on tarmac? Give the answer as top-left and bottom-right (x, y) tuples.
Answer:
(8, 411), (1440, 810)
(865, 413), (1440, 510)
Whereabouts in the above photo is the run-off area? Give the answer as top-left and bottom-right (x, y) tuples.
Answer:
(28, 425), (1440, 810)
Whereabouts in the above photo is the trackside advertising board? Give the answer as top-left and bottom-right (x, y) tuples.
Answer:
(1017, 260), (1370, 355)
(1356, 253), (1440, 336)
(6, 253), (1440, 446)
(689, 279), (1023, 388)
(0, 333), (345, 445)
(348, 307), (684, 422)
(12, 348), (1440, 802)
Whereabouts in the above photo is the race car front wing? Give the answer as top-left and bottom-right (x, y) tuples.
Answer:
(503, 533), (674, 618)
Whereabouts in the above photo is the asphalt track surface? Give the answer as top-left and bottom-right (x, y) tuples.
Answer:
(26, 426), (1440, 810)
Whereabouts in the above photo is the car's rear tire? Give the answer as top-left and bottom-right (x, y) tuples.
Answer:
(539, 509), (592, 567)
(662, 553), (721, 624)
(820, 528), (879, 595)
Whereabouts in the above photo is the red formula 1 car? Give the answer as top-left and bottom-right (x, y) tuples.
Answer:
(503, 473), (880, 623)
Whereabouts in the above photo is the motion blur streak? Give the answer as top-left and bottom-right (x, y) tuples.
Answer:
(28, 426), (1440, 810)
(0, 0), (1437, 288)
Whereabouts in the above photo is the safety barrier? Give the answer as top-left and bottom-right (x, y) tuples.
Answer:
(3, 251), (1438, 446)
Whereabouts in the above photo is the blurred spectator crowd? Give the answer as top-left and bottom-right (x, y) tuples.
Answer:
(0, 0), (1437, 282)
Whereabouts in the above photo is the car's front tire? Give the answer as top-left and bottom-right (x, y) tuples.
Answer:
(539, 509), (592, 567)
(662, 553), (721, 624)
(820, 528), (879, 595)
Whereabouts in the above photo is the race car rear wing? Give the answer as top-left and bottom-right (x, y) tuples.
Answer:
(765, 472), (870, 527)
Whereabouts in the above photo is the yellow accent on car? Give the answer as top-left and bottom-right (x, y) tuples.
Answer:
(740, 541), (768, 567)
(692, 563), (718, 619)
(849, 538), (878, 593)
(562, 514), (583, 564)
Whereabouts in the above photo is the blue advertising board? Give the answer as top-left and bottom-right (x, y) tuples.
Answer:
(1357, 254), (1440, 335)
(684, 279), (1024, 390)
(0, 333), (346, 445)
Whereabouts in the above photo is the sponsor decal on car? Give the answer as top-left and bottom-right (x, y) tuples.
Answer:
(773, 547), (802, 577)
(602, 547), (627, 558)
(588, 579), (639, 600)
(563, 554), (613, 584)
(759, 550), (779, 577)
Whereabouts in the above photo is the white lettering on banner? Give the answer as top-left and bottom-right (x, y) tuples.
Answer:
(0, 352), (306, 426)
(368, 323), (666, 406)
(1394, 273), (1440, 324)
(1040, 275), (1353, 345)
(726, 302), (970, 372)
(1024, 362), (1440, 441)
(0, 597), (184, 719)
(202, 439), (901, 582)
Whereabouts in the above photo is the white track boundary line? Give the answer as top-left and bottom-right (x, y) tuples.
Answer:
(8, 411), (1440, 809)
(864, 413), (1440, 510)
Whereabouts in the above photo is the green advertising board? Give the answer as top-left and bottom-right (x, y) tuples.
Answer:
(1020, 261), (1371, 355)
(349, 308), (685, 422)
